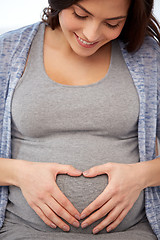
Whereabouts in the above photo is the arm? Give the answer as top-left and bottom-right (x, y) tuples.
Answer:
(0, 158), (20, 186)
(80, 160), (160, 234)
(139, 158), (160, 188)
(0, 158), (81, 231)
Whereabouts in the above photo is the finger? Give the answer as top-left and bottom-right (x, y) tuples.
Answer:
(33, 205), (57, 229)
(56, 164), (82, 177)
(47, 197), (80, 228)
(92, 206), (128, 234)
(92, 206), (123, 234)
(38, 203), (71, 232)
(52, 183), (81, 219)
(106, 207), (130, 232)
(81, 198), (116, 228)
(81, 187), (112, 219)
(83, 163), (112, 178)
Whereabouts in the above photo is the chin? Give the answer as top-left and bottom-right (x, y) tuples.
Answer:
(73, 47), (98, 57)
(78, 52), (96, 58)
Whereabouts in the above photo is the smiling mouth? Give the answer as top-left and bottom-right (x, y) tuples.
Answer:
(74, 33), (98, 46)
(78, 36), (96, 45)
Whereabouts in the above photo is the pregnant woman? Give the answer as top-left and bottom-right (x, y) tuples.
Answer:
(0, 0), (160, 239)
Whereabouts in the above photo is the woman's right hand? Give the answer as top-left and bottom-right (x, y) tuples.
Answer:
(15, 161), (82, 231)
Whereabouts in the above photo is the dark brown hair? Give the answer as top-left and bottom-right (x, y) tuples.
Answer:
(42, 0), (160, 52)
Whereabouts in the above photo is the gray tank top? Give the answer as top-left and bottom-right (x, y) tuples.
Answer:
(8, 23), (145, 234)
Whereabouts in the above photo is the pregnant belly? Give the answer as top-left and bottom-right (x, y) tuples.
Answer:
(56, 174), (107, 213)
(56, 174), (145, 233)
(8, 174), (145, 234)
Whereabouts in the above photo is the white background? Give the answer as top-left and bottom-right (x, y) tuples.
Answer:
(0, 0), (159, 34)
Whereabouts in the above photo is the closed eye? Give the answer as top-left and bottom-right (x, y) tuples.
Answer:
(73, 10), (121, 29)
(105, 22), (120, 29)
(73, 11), (88, 19)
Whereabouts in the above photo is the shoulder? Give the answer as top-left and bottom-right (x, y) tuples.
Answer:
(0, 22), (42, 58)
(119, 36), (159, 54)
(0, 21), (41, 42)
(137, 37), (160, 58)
(0, 22), (42, 74)
(118, 37), (159, 92)
(119, 37), (159, 67)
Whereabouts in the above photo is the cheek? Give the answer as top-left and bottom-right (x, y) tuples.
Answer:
(59, 12), (79, 32)
(104, 26), (124, 41)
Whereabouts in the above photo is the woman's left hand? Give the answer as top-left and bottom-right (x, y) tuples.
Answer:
(80, 162), (145, 234)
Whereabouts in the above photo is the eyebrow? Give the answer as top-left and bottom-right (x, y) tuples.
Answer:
(75, 3), (127, 20)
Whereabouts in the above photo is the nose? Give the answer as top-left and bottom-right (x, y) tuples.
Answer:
(82, 21), (101, 42)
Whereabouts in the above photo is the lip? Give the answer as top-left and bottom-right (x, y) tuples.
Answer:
(74, 33), (99, 49)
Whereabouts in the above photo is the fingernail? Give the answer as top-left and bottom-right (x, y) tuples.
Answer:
(83, 171), (89, 176)
(81, 223), (88, 229)
(93, 228), (99, 234)
(63, 225), (70, 232)
(51, 223), (57, 229)
(75, 169), (82, 174)
(73, 221), (80, 228)
(107, 227), (112, 232)
(80, 214), (86, 219)
(75, 214), (80, 220)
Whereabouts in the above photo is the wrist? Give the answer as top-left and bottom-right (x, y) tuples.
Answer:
(142, 158), (160, 187)
(131, 162), (149, 190)
(7, 159), (31, 187)
(134, 159), (160, 189)
(0, 158), (29, 187)
(12, 160), (31, 187)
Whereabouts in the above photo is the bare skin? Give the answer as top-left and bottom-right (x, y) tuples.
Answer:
(44, 26), (111, 86)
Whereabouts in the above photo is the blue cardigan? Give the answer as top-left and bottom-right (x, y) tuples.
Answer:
(0, 22), (160, 238)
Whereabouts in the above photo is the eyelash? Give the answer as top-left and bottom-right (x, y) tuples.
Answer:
(105, 23), (120, 29)
(73, 11), (87, 19)
(73, 11), (120, 29)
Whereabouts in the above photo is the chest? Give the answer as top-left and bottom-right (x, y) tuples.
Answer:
(43, 43), (110, 86)
(12, 48), (139, 139)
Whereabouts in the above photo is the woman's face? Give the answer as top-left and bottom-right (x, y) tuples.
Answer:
(58, 0), (131, 57)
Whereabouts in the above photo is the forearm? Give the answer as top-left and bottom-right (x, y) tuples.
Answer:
(0, 158), (25, 186)
(134, 158), (160, 189)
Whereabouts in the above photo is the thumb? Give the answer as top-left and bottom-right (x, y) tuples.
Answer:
(56, 164), (82, 176)
(83, 164), (107, 178)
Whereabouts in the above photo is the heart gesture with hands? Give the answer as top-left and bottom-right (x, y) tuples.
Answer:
(16, 161), (82, 232)
(80, 162), (145, 234)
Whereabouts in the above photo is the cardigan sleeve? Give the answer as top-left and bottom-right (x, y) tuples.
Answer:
(0, 31), (14, 229)
(156, 44), (160, 147)
(0, 22), (40, 229)
(0, 32), (13, 156)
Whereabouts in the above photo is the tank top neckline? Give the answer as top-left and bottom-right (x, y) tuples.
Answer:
(27, 22), (118, 88)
